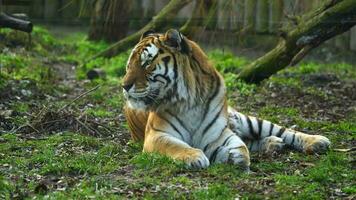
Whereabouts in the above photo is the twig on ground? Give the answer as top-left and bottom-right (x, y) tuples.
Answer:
(333, 147), (356, 152)
(59, 84), (101, 112)
(75, 117), (98, 136)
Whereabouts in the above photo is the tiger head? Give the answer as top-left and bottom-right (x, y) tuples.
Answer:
(122, 29), (196, 111)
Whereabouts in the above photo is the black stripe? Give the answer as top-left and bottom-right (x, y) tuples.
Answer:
(222, 134), (234, 147)
(158, 115), (185, 140)
(162, 56), (170, 76)
(203, 125), (228, 152)
(257, 119), (263, 137)
(269, 123), (274, 136)
(153, 74), (171, 85)
(248, 141), (253, 150)
(192, 56), (210, 75)
(197, 160), (202, 167)
(201, 105), (224, 137)
(246, 116), (259, 139)
(151, 53), (159, 63)
(166, 111), (190, 134)
(172, 53), (178, 79)
(290, 133), (296, 146)
(209, 146), (221, 162)
(142, 61), (150, 68)
(202, 74), (221, 120)
(276, 127), (286, 137)
(151, 126), (166, 134)
(250, 141), (255, 151)
(203, 144), (210, 152)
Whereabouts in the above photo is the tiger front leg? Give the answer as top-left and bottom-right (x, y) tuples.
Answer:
(205, 129), (250, 170)
(144, 130), (210, 169)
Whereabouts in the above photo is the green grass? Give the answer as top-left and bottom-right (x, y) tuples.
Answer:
(1, 26), (355, 199)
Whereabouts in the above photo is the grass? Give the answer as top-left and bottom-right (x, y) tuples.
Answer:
(0, 26), (355, 199)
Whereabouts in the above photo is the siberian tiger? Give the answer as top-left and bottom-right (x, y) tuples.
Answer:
(122, 29), (331, 169)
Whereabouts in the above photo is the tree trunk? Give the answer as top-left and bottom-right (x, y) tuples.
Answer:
(180, 0), (218, 38)
(238, 0), (356, 83)
(89, 0), (193, 59)
(269, 0), (283, 33)
(88, 0), (132, 42)
(255, 0), (269, 33)
(243, 0), (257, 32)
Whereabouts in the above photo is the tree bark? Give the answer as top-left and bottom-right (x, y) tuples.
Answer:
(88, 0), (132, 42)
(0, 12), (33, 33)
(237, 0), (356, 83)
(180, 0), (218, 38)
(90, 0), (193, 59)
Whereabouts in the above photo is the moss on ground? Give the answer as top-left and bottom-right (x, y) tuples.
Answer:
(0, 26), (355, 199)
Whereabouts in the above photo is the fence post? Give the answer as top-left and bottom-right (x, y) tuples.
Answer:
(335, 31), (350, 50)
(30, 0), (44, 19)
(256, 0), (269, 33)
(217, 0), (229, 30)
(350, 26), (356, 51)
(244, 0), (256, 32)
(234, 0), (244, 31)
(44, 0), (60, 23)
(269, 0), (283, 33)
(60, 0), (80, 24)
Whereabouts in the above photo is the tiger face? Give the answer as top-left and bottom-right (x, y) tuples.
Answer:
(122, 29), (191, 111)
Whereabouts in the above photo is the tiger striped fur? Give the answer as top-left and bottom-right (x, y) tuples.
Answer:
(122, 29), (330, 169)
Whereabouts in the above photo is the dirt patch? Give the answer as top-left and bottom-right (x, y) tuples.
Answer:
(0, 79), (45, 103)
(247, 73), (356, 122)
(18, 107), (125, 138)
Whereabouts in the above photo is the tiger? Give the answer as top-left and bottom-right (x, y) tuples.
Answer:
(122, 29), (331, 169)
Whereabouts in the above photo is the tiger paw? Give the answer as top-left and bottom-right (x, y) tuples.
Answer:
(261, 136), (286, 153)
(179, 148), (210, 169)
(303, 135), (331, 154)
(228, 146), (250, 170)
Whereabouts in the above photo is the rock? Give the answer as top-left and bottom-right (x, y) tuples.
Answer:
(86, 68), (106, 80)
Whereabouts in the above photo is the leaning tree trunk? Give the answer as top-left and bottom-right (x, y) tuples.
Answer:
(237, 0), (356, 83)
(180, 0), (218, 38)
(89, 0), (193, 59)
(88, 0), (132, 42)
(0, 12), (33, 33)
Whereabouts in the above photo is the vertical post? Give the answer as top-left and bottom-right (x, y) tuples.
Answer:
(60, 0), (80, 24)
(217, 0), (228, 30)
(30, 0), (44, 20)
(44, 0), (60, 23)
(244, 0), (256, 32)
(235, 0), (244, 31)
(143, 0), (156, 23)
(335, 31), (350, 50)
(130, 0), (144, 29)
(255, 0), (269, 33)
(350, 26), (356, 51)
(269, 0), (283, 33)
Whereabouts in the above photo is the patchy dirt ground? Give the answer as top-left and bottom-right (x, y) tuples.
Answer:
(0, 27), (355, 199)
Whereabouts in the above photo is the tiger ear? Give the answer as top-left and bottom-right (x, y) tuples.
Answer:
(140, 29), (155, 40)
(164, 29), (191, 54)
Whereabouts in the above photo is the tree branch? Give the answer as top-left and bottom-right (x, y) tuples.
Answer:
(0, 12), (33, 33)
(237, 0), (356, 83)
(88, 0), (193, 61)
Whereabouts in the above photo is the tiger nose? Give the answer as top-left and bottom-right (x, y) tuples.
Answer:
(122, 83), (134, 92)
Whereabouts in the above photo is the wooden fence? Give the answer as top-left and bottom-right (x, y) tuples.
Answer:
(1, 0), (356, 51)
